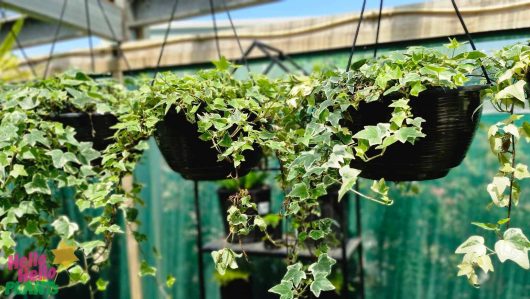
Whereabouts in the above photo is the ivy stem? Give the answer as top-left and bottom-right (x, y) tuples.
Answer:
(506, 106), (516, 229)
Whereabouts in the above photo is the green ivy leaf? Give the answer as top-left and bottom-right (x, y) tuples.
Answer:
(211, 248), (242, 275)
(289, 182), (309, 199)
(0, 231), (16, 249)
(268, 280), (294, 299)
(310, 273), (335, 297)
(24, 174), (51, 195)
(10, 164), (28, 178)
(353, 125), (386, 146)
(69, 265), (90, 284)
(514, 164), (530, 180)
(455, 236), (486, 256)
(282, 263), (306, 288)
(495, 80), (526, 103)
(309, 230), (325, 240)
(52, 216), (79, 239)
(338, 166), (361, 200)
(308, 254), (336, 276)
(166, 275), (176, 288)
(96, 278), (109, 291)
(495, 228), (530, 269)
(395, 127), (425, 144)
(46, 149), (79, 168)
(139, 260), (157, 277)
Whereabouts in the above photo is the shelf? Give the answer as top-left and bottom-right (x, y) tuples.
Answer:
(201, 237), (361, 260)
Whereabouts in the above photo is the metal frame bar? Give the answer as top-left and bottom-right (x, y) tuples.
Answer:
(0, 0), (124, 40)
(234, 40), (309, 75)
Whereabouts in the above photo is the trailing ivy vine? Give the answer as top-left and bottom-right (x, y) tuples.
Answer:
(455, 43), (530, 287)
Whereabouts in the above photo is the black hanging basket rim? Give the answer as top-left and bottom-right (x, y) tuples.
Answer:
(379, 84), (487, 100)
(48, 111), (115, 118)
(412, 84), (487, 96)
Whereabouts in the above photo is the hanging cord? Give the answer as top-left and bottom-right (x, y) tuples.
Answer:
(220, 0), (250, 73)
(96, 0), (130, 70)
(0, 3), (37, 78)
(43, 0), (68, 79)
(208, 0), (221, 59)
(151, 0), (179, 85)
(345, 0), (367, 70)
(450, 0), (491, 84)
(373, 0), (384, 58)
(84, 0), (95, 72)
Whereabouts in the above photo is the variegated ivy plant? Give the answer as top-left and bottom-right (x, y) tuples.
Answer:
(215, 41), (499, 298)
(455, 43), (530, 287)
(0, 72), (133, 296)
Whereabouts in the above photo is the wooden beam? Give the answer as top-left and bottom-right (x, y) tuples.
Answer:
(129, 0), (278, 27)
(20, 0), (530, 74)
(1, 0), (124, 41)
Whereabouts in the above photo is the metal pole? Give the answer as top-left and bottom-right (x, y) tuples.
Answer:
(193, 180), (206, 299)
(355, 182), (365, 299)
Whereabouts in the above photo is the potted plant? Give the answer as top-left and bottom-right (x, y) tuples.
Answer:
(0, 71), (161, 297)
(5, 71), (130, 151)
(300, 42), (486, 181)
(218, 171), (271, 243)
(147, 59), (279, 180)
(213, 42), (514, 299)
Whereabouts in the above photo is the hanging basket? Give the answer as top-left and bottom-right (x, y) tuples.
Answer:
(50, 112), (118, 151)
(154, 109), (262, 180)
(348, 85), (484, 181)
(217, 186), (271, 243)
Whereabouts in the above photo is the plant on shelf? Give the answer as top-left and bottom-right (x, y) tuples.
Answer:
(455, 43), (530, 287)
(218, 171), (273, 243)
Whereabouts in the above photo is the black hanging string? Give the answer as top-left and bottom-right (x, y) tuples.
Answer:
(208, 0), (221, 59)
(43, 0), (68, 79)
(151, 0), (179, 85)
(345, 0), (367, 70)
(84, 0), (95, 72)
(373, 0), (384, 58)
(96, 0), (130, 71)
(0, 2), (37, 77)
(450, 0), (491, 84)
(220, 0), (250, 73)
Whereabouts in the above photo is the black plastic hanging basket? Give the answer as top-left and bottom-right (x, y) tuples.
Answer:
(50, 112), (118, 151)
(348, 85), (484, 181)
(154, 109), (262, 181)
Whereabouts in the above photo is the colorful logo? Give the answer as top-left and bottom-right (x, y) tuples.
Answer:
(3, 242), (78, 296)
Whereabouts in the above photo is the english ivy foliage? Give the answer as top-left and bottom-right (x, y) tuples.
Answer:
(269, 255), (336, 298)
(1, 41), (529, 298)
(143, 57), (283, 168)
(0, 72), (130, 292)
(456, 43), (530, 287)
(3, 71), (130, 114)
(213, 42), (488, 297)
